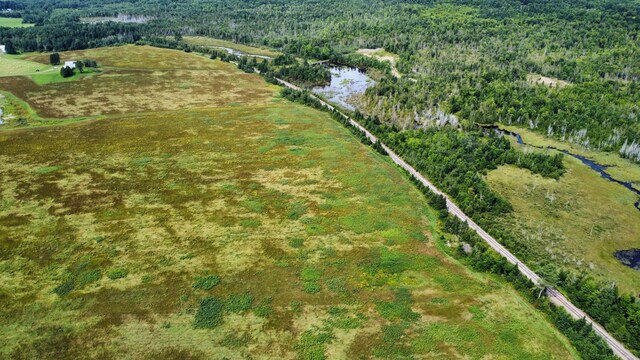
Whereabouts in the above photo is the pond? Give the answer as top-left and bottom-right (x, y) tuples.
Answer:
(614, 249), (640, 271)
(311, 66), (375, 111)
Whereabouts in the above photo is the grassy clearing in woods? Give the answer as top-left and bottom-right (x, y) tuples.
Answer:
(0, 17), (33, 28)
(487, 126), (640, 294)
(0, 45), (578, 359)
(183, 36), (281, 57)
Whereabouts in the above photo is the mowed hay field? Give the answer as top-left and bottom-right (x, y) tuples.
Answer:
(0, 54), (53, 77)
(0, 17), (34, 28)
(0, 45), (276, 118)
(0, 46), (577, 359)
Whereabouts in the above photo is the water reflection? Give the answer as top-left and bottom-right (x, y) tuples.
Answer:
(311, 66), (375, 111)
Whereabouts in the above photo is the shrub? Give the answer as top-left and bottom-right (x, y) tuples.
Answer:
(303, 281), (322, 294)
(76, 269), (102, 287)
(53, 280), (75, 296)
(288, 238), (304, 248)
(287, 202), (307, 220)
(194, 296), (224, 329)
(301, 268), (321, 281)
(60, 66), (74, 78)
(301, 267), (322, 294)
(107, 268), (128, 280)
(192, 275), (221, 290)
(253, 298), (274, 318)
(376, 288), (420, 321)
(225, 293), (254, 313)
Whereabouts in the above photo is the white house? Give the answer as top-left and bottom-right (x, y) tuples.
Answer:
(64, 60), (76, 69)
(0, 45), (5, 54)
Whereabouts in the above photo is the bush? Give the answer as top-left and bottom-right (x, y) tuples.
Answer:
(301, 267), (322, 294)
(225, 293), (254, 313)
(288, 238), (304, 248)
(49, 52), (60, 65)
(76, 269), (102, 287)
(53, 280), (75, 296)
(107, 268), (128, 280)
(60, 66), (74, 78)
(192, 275), (221, 290)
(193, 296), (224, 329)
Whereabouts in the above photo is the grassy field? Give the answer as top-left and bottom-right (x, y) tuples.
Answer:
(0, 45), (277, 119)
(0, 53), (96, 86)
(0, 54), (53, 77)
(502, 125), (640, 186)
(184, 36), (281, 57)
(487, 126), (640, 294)
(0, 17), (33, 28)
(0, 46), (578, 359)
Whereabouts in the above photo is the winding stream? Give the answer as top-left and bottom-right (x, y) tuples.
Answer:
(614, 249), (640, 271)
(485, 125), (640, 271)
(485, 125), (640, 210)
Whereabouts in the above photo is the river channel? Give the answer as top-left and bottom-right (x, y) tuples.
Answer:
(485, 125), (640, 271)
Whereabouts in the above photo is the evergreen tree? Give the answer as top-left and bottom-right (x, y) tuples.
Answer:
(4, 40), (16, 54)
(49, 52), (60, 65)
(60, 66), (74, 78)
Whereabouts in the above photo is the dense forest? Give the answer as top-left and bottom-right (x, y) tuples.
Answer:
(1, 0), (638, 160)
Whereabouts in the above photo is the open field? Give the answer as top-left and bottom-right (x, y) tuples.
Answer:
(487, 127), (640, 294)
(0, 17), (33, 28)
(0, 45), (578, 358)
(0, 54), (53, 77)
(0, 45), (277, 118)
(0, 53), (96, 86)
(29, 67), (100, 86)
(184, 36), (281, 57)
(357, 48), (401, 78)
(526, 74), (570, 88)
(501, 125), (640, 187)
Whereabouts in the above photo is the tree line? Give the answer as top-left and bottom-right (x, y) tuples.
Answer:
(279, 86), (621, 359)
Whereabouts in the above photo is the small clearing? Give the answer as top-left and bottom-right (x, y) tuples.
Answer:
(357, 48), (401, 78)
(527, 74), (570, 88)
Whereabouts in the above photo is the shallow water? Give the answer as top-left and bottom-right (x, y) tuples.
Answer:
(614, 249), (640, 271)
(486, 125), (640, 270)
(311, 66), (375, 111)
(206, 46), (272, 60)
(486, 125), (640, 210)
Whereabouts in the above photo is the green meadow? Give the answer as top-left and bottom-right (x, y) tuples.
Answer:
(0, 54), (52, 77)
(0, 17), (33, 28)
(487, 126), (640, 294)
(0, 46), (578, 358)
